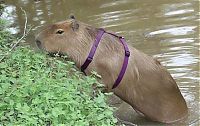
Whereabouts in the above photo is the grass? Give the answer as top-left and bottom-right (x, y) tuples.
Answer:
(0, 18), (117, 125)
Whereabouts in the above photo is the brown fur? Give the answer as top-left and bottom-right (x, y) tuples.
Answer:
(35, 18), (188, 123)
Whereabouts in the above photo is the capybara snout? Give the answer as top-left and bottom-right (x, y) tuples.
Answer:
(35, 17), (188, 123)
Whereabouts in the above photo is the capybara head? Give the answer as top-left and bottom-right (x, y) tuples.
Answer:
(35, 16), (96, 56)
(35, 18), (78, 53)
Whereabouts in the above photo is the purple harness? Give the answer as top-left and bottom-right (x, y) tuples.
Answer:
(81, 28), (130, 89)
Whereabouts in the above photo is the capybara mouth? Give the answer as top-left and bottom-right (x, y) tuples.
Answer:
(48, 52), (64, 57)
(35, 39), (64, 57)
(35, 40), (58, 57)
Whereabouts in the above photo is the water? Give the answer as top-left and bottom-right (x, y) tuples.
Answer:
(2, 0), (199, 125)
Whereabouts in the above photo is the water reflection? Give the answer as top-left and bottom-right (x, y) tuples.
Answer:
(2, 0), (199, 125)
(148, 26), (196, 36)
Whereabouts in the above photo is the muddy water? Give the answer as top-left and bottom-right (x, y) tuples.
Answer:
(2, 0), (199, 125)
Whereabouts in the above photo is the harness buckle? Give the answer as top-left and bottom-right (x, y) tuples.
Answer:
(119, 36), (125, 39)
(125, 50), (130, 57)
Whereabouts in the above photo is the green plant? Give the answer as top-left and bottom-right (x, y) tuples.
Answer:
(0, 19), (117, 125)
(0, 18), (15, 60)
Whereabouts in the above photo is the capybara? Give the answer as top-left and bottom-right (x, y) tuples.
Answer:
(35, 16), (188, 123)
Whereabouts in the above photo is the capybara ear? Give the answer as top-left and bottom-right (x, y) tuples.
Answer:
(71, 20), (79, 31)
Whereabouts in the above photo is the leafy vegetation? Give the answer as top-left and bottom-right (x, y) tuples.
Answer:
(0, 18), (117, 125)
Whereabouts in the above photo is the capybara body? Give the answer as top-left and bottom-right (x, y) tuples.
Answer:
(35, 18), (188, 123)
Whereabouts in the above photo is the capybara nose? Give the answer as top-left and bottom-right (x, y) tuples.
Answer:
(35, 39), (42, 48)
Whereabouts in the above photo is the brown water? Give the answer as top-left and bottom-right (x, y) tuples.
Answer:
(2, 0), (199, 125)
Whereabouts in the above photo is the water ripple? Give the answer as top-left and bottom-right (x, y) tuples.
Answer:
(100, 0), (133, 8)
(165, 9), (194, 16)
(148, 26), (196, 36)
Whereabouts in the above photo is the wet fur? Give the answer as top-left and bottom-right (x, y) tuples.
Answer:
(35, 19), (188, 123)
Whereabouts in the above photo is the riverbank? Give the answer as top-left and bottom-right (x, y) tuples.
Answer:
(0, 16), (117, 125)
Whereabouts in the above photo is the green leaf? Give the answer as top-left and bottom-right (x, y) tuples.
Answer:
(0, 62), (7, 68)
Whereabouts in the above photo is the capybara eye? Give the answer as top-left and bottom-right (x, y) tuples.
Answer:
(56, 29), (64, 34)
(69, 15), (75, 19)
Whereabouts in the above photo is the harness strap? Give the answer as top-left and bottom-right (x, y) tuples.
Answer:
(112, 36), (130, 89)
(81, 28), (105, 74)
(81, 28), (130, 89)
